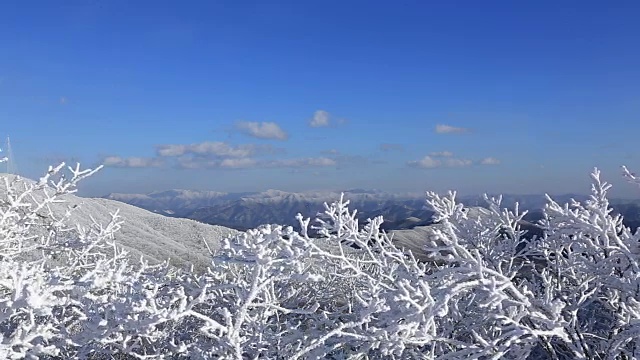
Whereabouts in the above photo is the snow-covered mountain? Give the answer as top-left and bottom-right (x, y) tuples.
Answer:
(186, 190), (424, 229)
(104, 188), (588, 233)
(2, 174), (239, 272)
(105, 189), (250, 217)
(105, 188), (432, 231)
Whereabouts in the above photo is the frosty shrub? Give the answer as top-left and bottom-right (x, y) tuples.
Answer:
(1, 159), (639, 359)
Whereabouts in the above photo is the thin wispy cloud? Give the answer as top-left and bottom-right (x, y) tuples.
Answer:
(307, 157), (336, 166)
(220, 158), (258, 168)
(408, 156), (440, 169)
(480, 157), (501, 165)
(321, 149), (340, 155)
(379, 143), (404, 152)
(236, 121), (288, 140)
(268, 157), (336, 168)
(105, 136), (343, 171)
(409, 152), (499, 168)
(446, 158), (473, 167)
(309, 110), (330, 127)
(156, 141), (264, 158)
(103, 156), (163, 168)
(407, 155), (472, 169)
(435, 124), (470, 134)
(428, 151), (453, 157)
(175, 158), (258, 170)
(175, 157), (213, 169)
(175, 156), (337, 170)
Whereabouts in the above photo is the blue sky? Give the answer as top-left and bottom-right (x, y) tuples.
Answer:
(1, 1), (639, 197)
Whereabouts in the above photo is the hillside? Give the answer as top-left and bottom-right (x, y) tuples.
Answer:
(1, 174), (239, 271)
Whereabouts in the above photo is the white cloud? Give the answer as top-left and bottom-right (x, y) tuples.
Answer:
(220, 158), (258, 168)
(103, 156), (163, 168)
(175, 157), (258, 170)
(435, 124), (470, 134)
(157, 144), (188, 157)
(445, 158), (473, 167)
(480, 157), (501, 165)
(428, 151), (453, 157)
(408, 156), (440, 168)
(307, 157), (336, 166)
(268, 157), (336, 168)
(189, 142), (257, 157)
(236, 121), (288, 140)
(114, 136), (347, 171)
(408, 155), (472, 169)
(157, 142), (263, 158)
(174, 155), (337, 170)
(309, 110), (330, 127)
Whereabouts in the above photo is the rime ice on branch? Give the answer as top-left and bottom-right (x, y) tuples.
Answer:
(1, 162), (640, 358)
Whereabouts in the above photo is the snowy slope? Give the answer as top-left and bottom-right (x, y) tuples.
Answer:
(389, 224), (446, 262)
(1, 174), (239, 271)
(389, 206), (545, 262)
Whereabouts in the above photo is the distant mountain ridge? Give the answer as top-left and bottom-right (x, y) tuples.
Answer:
(106, 188), (433, 231)
(104, 187), (640, 234)
(105, 189), (251, 217)
(106, 188), (617, 232)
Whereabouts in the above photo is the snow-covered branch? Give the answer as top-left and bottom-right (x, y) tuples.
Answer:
(2, 162), (640, 358)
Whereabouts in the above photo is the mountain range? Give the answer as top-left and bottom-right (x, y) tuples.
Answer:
(106, 189), (434, 231)
(105, 188), (640, 245)
(105, 189), (611, 231)
(7, 178), (635, 272)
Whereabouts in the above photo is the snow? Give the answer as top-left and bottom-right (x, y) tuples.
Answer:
(0, 174), (238, 272)
(3, 167), (640, 358)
